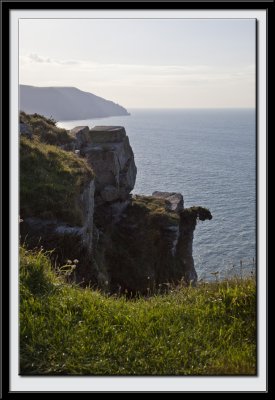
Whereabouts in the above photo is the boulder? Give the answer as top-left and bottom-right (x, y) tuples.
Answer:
(70, 126), (89, 149)
(152, 191), (184, 212)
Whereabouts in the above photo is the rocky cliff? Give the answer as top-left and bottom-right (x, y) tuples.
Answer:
(70, 125), (137, 205)
(20, 113), (212, 293)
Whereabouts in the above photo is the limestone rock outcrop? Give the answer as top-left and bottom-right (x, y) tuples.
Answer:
(97, 195), (212, 293)
(71, 126), (137, 205)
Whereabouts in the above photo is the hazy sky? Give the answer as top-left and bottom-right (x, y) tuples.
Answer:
(19, 19), (255, 108)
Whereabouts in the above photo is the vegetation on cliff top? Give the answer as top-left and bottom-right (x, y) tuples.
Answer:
(20, 113), (94, 225)
(132, 195), (180, 224)
(20, 111), (74, 146)
(20, 246), (256, 375)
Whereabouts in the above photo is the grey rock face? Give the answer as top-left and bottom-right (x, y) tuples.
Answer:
(110, 200), (131, 223)
(152, 191), (184, 212)
(101, 185), (120, 203)
(74, 126), (137, 204)
(178, 207), (212, 285)
(79, 179), (95, 255)
(70, 126), (89, 150)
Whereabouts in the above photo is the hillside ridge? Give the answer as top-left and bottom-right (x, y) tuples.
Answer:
(20, 84), (130, 121)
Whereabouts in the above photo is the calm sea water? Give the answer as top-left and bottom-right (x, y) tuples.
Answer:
(58, 109), (256, 280)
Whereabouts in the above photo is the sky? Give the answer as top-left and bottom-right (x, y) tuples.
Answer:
(19, 18), (255, 109)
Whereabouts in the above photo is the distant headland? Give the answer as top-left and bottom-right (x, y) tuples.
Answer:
(19, 84), (130, 121)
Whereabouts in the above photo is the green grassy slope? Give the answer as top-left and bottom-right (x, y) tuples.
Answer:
(20, 113), (94, 225)
(20, 246), (256, 376)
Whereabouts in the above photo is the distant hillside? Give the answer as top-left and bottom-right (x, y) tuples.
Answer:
(19, 85), (130, 121)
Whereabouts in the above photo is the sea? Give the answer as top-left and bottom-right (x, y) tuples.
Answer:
(58, 108), (256, 281)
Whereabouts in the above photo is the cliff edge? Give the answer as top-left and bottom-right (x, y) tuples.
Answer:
(20, 112), (212, 293)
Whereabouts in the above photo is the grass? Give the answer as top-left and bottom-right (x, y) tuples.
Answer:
(20, 246), (256, 376)
(132, 195), (180, 224)
(20, 111), (74, 146)
(20, 135), (94, 225)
